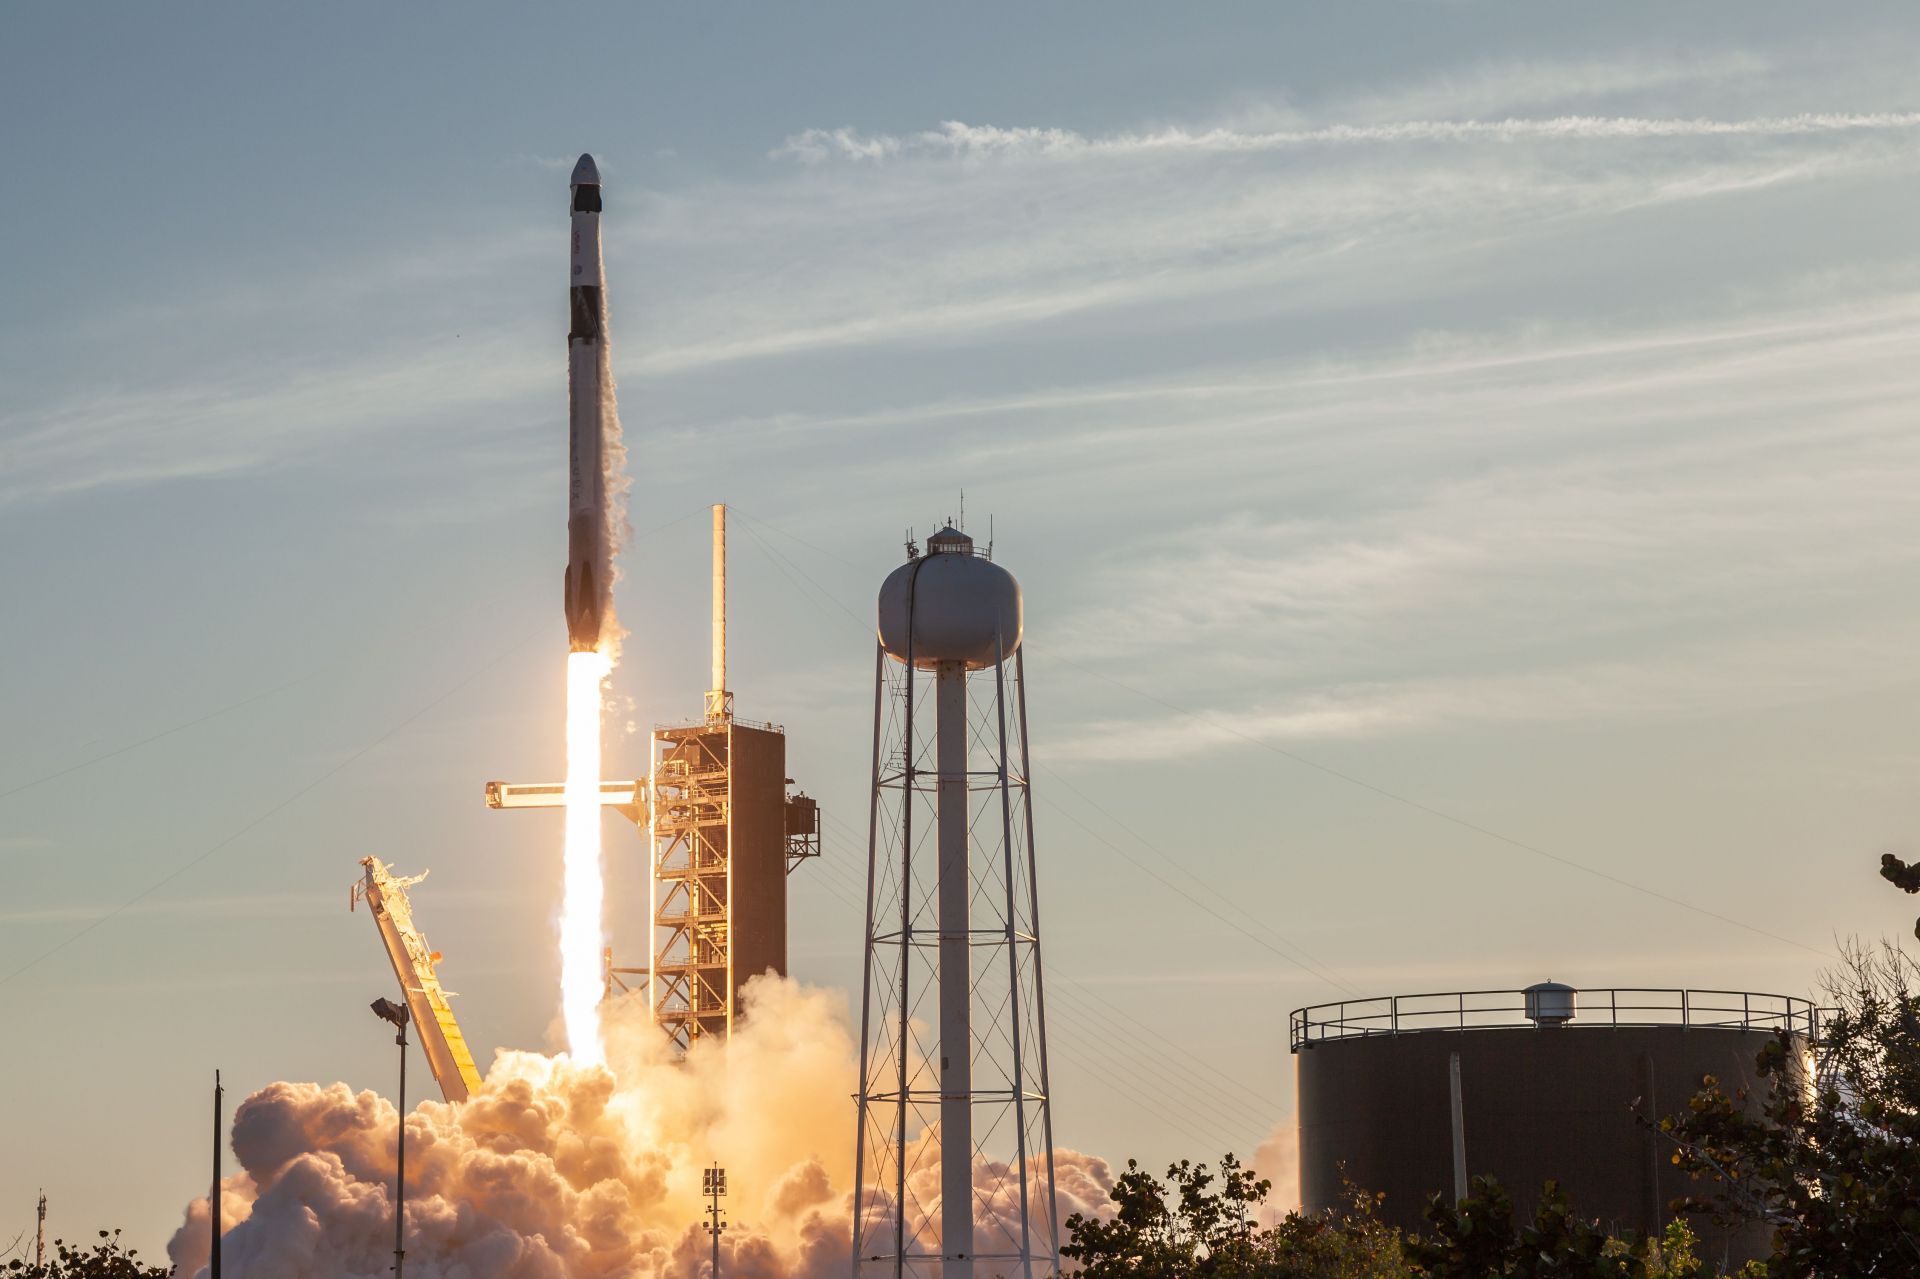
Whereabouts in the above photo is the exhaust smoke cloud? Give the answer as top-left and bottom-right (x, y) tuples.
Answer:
(167, 978), (1114, 1279)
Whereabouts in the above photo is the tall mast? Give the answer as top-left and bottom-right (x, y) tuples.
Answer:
(708, 504), (732, 723)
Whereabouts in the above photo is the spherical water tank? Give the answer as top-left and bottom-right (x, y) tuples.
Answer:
(877, 527), (1022, 670)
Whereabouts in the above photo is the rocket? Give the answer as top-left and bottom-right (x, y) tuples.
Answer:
(564, 153), (613, 653)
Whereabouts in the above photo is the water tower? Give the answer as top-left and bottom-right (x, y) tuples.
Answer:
(853, 526), (1059, 1279)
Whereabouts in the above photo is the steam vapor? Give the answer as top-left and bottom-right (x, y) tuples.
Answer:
(168, 978), (1114, 1278)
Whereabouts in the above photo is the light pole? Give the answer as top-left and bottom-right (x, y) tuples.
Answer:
(211, 1069), (223, 1279)
(371, 996), (411, 1279)
(703, 1164), (727, 1279)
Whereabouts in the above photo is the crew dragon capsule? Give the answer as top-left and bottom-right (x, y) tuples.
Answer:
(564, 153), (614, 653)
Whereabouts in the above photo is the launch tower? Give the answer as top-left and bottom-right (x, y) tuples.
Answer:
(646, 505), (820, 1047)
(488, 505), (819, 1050)
(854, 526), (1058, 1279)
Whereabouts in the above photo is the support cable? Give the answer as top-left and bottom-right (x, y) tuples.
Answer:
(730, 509), (1830, 962)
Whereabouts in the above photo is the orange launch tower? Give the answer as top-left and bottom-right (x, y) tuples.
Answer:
(488, 505), (818, 1050)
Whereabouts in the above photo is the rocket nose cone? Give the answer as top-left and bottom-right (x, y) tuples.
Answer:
(571, 154), (601, 186)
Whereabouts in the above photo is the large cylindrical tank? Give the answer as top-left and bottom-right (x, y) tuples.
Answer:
(1292, 985), (1813, 1269)
(876, 526), (1022, 669)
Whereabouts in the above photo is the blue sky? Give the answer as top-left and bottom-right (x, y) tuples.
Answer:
(6, 2), (1920, 1257)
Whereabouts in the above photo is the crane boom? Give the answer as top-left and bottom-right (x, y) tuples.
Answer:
(352, 856), (483, 1103)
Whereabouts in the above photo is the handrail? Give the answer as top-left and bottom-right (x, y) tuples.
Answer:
(1289, 986), (1820, 1052)
(654, 715), (785, 735)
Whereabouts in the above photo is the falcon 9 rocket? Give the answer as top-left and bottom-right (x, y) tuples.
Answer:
(564, 153), (614, 653)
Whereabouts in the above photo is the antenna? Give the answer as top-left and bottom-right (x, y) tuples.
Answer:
(707, 504), (732, 723)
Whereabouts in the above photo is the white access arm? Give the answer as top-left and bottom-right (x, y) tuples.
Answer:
(352, 857), (483, 1103)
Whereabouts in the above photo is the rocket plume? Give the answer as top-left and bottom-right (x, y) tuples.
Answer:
(562, 649), (612, 1063)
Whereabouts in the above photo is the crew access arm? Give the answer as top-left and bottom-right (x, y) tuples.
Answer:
(352, 857), (483, 1103)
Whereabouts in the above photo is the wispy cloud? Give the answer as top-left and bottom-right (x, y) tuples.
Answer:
(773, 112), (1920, 165)
(1049, 623), (1920, 761)
(0, 336), (547, 507)
(1328, 51), (1777, 122)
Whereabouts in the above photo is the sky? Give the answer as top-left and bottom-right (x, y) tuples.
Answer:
(5, 0), (1920, 1259)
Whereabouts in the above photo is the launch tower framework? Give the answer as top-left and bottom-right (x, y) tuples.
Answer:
(646, 711), (819, 1049)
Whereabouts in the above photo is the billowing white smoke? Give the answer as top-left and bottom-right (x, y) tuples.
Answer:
(168, 977), (1113, 1279)
(1252, 1121), (1301, 1224)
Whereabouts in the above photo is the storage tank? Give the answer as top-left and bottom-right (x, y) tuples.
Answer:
(876, 526), (1022, 669)
(1291, 985), (1815, 1268)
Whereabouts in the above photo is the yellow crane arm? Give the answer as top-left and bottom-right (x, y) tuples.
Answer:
(352, 857), (484, 1103)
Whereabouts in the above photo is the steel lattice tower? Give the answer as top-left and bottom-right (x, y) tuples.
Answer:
(854, 526), (1058, 1279)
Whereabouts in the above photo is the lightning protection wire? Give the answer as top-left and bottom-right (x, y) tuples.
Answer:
(735, 511), (1358, 993)
(0, 504), (720, 988)
(0, 504), (715, 806)
(0, 620), (547, 989)
(1061, 661), (1829, 960)
(732, 507), (1830, 963)
(814, 806), (1289, 1121)
(803, 829), (1282, 1147)
(796, 851), (1268, 1159)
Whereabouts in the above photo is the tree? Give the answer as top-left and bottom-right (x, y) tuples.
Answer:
(1062, 1154), (1405, 1278)
(1062, 1156), (1721, 1277)
(3, 1230), (170, 1279)
(1404, 1177), (1708, 1279)
(1653, 856), (1920, 1275)
(1264, 1185), (1409, 1279)
(1063, 1155), (1270, 1278)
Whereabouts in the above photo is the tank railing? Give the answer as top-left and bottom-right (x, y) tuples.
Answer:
(1290, 987), (1819, 1051)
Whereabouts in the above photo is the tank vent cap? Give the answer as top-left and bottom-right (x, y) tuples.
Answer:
(1524, 981), (1578, 1027)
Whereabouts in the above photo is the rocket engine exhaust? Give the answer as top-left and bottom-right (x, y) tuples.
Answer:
(565, 152), (614, 654)
(562, 648), (611, 1064)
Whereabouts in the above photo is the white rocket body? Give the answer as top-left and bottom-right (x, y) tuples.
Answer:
(564, 153), (612, 653)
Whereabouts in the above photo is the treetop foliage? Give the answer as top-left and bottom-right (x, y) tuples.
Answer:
(3, 1230), (170, 1279)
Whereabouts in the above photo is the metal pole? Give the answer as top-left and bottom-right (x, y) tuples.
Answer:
(992, 640), (1033, 1279)
(35, 1190), (45, 1270)
(395, 1024), (407, 1279)
(852, 644), (885, 1275)
(709, 504), (728, 722)
(1448, 1052), (1468, 1202)
(1010, 651), (1059, 1265)
(708, 1165), (725, 1279)
(936, 661), (973, 1279)
(894, 634), (917, 1272)
(211, 1070), (223, 1279)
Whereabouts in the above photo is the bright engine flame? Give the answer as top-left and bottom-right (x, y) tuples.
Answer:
(562, 648), (612, 1064)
